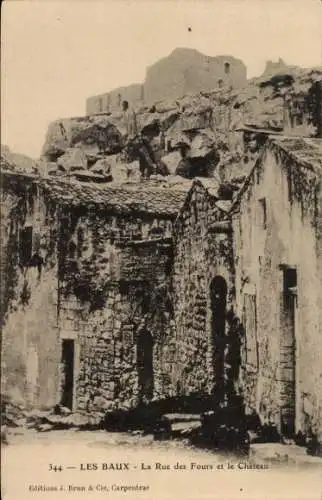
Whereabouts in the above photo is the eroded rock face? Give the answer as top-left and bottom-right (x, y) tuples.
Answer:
(41, 115), (124, 162)
(57, 148), (88, 172)
(41, 66), (322, 183)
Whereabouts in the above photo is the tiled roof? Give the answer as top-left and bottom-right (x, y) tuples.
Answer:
(269, 136), (322, 175)
(231, 135), (322, 212)
(196, 177), (221, 198)
(0, 170), (189, 217)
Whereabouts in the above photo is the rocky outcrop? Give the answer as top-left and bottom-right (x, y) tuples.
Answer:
(56, 148), (88, 172)
(42, 66), (322, 184)
(41, 115), (124, 162)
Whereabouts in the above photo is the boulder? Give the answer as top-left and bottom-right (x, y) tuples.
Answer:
(41, 121), (70, 160)
(107, 154), (140, 182)
(160, 151), (181, 175)
(57, 147), (88, 172)
(90, 157), (112, 176)
(180, 108), (211, 132)
(42, 115), (124, 161)
(70, 119), (123, 155)
(190, 129), (217, 158)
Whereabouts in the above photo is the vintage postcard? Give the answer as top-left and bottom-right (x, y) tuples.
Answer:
(1, 0), (322, 499)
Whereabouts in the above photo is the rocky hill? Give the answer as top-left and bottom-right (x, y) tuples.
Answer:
(41, 65), (322, 189)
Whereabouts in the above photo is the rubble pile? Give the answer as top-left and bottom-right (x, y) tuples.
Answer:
(1, 399), (104, 435)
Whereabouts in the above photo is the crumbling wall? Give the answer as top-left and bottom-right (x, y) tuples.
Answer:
(1, 177), (60, 408)
(143, 49), (247, 104)
(57, 208), (176, 412)
(173, 182), (235, 397)
(85, 49), (247, 115)
(233, 146), (322, 439)
(86, 84), (144, 115)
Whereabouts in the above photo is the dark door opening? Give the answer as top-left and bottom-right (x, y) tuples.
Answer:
(280, 267), (297, 436)
(210, 276), (228, 396)
(137, 330), (154, 403)
(61, 339), (75, 410)
(19, 226), (33, 266)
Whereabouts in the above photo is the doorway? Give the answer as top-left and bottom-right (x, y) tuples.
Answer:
(137, 330), (154, 402)
(280, 267), (297, 436)
(210, 276), (228, 396)
(61, 339), (75, 410)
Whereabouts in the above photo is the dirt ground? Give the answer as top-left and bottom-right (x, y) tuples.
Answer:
(2, 428), (322, 500)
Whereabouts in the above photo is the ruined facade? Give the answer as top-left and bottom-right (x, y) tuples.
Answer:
(170, 136), (322, 441)
(1, 133), (322, 445)
(232, 137), (322, 441)
(143, 49), (247, 105)
(0, 171), (187, 412)
(172, 180), (234, 398)
(86, 84), (144, 116)
(85, 48), (247, 114)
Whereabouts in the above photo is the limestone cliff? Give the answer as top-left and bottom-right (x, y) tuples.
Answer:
(42, 66), (322, 185)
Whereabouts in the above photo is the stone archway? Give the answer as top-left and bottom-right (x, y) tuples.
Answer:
(210, 276), (228, 397)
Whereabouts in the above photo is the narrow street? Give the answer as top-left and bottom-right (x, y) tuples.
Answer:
(2, 428), (322, 500)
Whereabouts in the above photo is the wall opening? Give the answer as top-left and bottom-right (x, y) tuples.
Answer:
(77, 227), (85, 258)
(210, 276), (228, 395)
(19, 226), (33, 266)
(280, 266), (297, 436)
(61, 339), (75, 410)
(137, 330), (154, 403)
(258, 198), (267, 229)
(243, 293), (258, 371)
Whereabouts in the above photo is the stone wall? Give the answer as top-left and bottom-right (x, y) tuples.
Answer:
(232, 141), (322, 439)
(173, 181), (235, 398)
(1, 174), (60, 408)
(57, 206), (177, 411)
(85, 48), (247, 115)
(144, 49), (247, 105)
(1, 171), (181, 412)
(86, 84), (144, 115)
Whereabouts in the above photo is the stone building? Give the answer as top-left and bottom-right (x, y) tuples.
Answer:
(85, 48), (247, 114)
(144, 48), (247, 105)
(1, 133), (322, 446)
(171, 135), (322, 441)
(86, 84), (144, 115)
(232, 136), (322, 441)
(1, 169), (188, 411)
(172, 179), (236, 400)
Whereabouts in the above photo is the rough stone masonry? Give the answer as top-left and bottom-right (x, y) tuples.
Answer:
(1, 58), (322, 451)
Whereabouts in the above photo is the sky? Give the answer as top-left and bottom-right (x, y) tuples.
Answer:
(1, 0), (322, 158)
